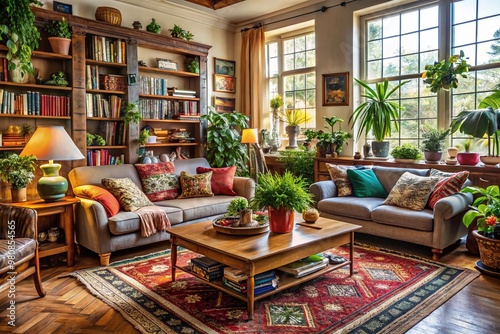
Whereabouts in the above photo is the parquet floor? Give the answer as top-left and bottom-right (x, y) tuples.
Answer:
(0, 236), (499, 334)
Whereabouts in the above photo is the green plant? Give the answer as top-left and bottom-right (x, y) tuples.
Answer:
(270, 95), (284, 110)
(421, 128), (449, 152)
(45, 17), (71, 38)
(461, 185), (500, 238)
(200, 107), (249, 176)
(279, 109), (311, 126)
(86, 133), (105, 146)
(349, 79), (410, 142)
(422, 50), (471, 93)
(44, 71), (69, 86)
(227, 198), (249, 216)
(250, 171), (314, 212)
(186, 57), (199, 73)
(138, 129), (150, 146)
(86, 132), (94, 145)
(390, 143), (423, 160)
(168, 24), (193, 41)
(0, 0), (43, 76)
(303, 129), (317, 143)
(146, 18), (161, 33)
(22, 123), (32, 136)
(0, 153), (36, 189)
(277, 149), (316, 186)
(122, 102), (142, 125)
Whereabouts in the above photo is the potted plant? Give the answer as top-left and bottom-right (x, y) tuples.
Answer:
(455, 137), (480, 166)
(227, 198), (252, 226)
(185, 57), (199, 74)
(45, 17), (72, 55)
(303, 128), (318, 151)
(349, 79), (409, 158)
(461, 185), (500, 270)
(421, 128), (449, 163)
(390, 143), (423, 163)
(146, 18), (161, 34)
(0, 0), (43, 82)
(168, 24), (194, 41)
(422, 50), (471, 93)
(269, 95), (284, 152)
(323, 116), (351, 155)
(0, 153), (37, 202)
(250, 171), (314, 233)
(44, 71), (69, 86)
(279, 109), (311, 149)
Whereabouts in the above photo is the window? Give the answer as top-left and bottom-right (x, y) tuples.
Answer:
(266, 31), (316, 129)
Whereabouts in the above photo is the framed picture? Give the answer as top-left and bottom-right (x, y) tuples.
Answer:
(214, 58), (236, 76)
(214, 74), (236, 93)
(323, 72), (349, 106)
(157, 58), (178, 71)
(53, 1), (73, 14)
(214, 96), (236, 113)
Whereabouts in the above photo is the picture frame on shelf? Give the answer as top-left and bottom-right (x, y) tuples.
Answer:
(214, 58), (235, 76)
(322, 72), (349, 106)
(214, 74), (236, 93)
(214, 96), (236, 113)
(157, 58), (178, 71)
(53, 1), (73, 15)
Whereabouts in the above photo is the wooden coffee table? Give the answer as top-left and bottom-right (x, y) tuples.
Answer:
(169, 216), (361, 320)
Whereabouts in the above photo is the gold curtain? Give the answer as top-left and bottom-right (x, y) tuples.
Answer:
(240, 26), (265, 128)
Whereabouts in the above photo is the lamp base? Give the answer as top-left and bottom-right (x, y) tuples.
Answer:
(37, 163), (68, 202)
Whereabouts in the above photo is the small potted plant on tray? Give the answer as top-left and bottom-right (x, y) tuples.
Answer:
(45, 17), (72, 55)
(390, 143), (422, 163)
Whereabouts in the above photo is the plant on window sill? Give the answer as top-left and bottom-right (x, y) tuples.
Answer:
(422, 50), (471, 93)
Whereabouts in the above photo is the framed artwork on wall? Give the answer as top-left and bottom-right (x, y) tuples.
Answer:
(214, 96), (236, 113)
(322, 72), (349, 106)
(53, 1), (73, 14)
(214, 58), (236, 76)
(214, 74), (236, 93)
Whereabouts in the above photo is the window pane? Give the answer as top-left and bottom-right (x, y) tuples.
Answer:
(478, 0), (500, 18)
(401, 33), (418, 54)
(453, 0), (476, 24)
(401, 99), (418, 118)
(295, 91), (306, 109)
(295, 51), (306, 69)
(453, 22), (477, 46)
(367, 60), (382, 79)
(453, 93), (476, 116)
(453, 72), (475, 94)
(477, 68), (500, 91)
(401, 79), (419, 98)
(306, 90), (315, 108)
(284, 39), (294, 54)
(306, 72), (316, 88)
(383, 57), (400, 77)
(401, 120), (418, 138)
(284, 76), (294, 91)
(420, 97), (437, 118)
(401, 11), (418, 34)
(383, 36), (400, 58)
(368, 40), (382, 60)
(383, 15), (400, 37)
(453, 44), (476, 65)
(478, 41), (498, 64)
(269, 58), (278, 77)
(306, 50), (316, 67)
(268, 42), (278, 57)
(295, 74), (305, 90)
(420, 6), (438, 30)
(401, 54), (418, 75)
(420, 28), (438, 52)
(283, 54), (294, 71)
(420, 50), (438, 72)
(478, 16), (500, 42)
(284, 91), (294, 109)
(295, 36), (306, 52)
(368, 19), (382, 40)
(306, 33), (315, 49)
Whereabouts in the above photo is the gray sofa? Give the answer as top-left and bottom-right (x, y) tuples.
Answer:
(309, 166), (473, 260)
(68, 158), (255, 265)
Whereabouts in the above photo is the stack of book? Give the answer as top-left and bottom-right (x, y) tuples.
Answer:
(189, 256), (225, 281)
(167, 87), (197, 98)
(222, 267), (279, 295)
(277, 254), (329, 278)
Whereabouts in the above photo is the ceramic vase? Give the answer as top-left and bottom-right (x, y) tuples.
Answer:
(285, 125), (300, 149)
(268, 207), (294, 233)
(473, 230), (500, 270)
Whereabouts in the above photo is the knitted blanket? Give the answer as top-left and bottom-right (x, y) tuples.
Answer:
(134, 206), (171, 237)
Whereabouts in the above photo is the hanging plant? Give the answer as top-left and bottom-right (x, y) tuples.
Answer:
(422, 50), (471, 93)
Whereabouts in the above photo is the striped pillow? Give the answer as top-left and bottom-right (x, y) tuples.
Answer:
(427, 169), (469, 209)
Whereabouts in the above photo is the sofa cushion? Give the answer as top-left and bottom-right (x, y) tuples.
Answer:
(178, 171), (214, 199)
(317, 197), (385, 220)
(102, 177), (153, 211)
(427, 170), (470, 209)
(346, 169), (387, 198)
(155, 196), (240, 221)
(371, 205), (434, 231)
(73, 185), (120, 218)
(135, 162), (180, 201)
(382, 172), (439, 211)
(108, 206), (183, 236)
(326, 163), (354, 197)
(373, 166), (429, 194)
(196, 166), (237, 195)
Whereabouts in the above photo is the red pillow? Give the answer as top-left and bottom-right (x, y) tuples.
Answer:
(135, 162), (179, 201)
(427, 170), (469, 209)
(73, 185), (120, 217)
(196, 166), (237, 195)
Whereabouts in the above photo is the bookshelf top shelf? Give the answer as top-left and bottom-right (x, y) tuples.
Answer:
(0, 82), (72, 91)
(0, 45), (72, 60)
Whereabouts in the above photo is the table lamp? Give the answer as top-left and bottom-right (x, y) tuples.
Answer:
(241, 128), (259, 179)
(20, 126), (85, 202)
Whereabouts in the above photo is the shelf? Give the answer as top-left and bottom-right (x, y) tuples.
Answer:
(0, 81), (72, 91)
(139, 66), (199, 77)
(86, 89), (126, 95)
(0, 146), (23, 151)
(145, 142), (199, 147)
(39, 242), (69, 258)
(142, 118), (200, 123)
(0, 45), (72, 60)
(88, 145), (128, 149)
(86, 59), (127, 67)
(87, 117), (123, 121)
(0, 114), (71, 120)
(139, 93), (199, 101)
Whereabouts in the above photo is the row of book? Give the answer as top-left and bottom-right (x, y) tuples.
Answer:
(139, 75), (169, 96)
(0, 57), (8, 82)
(97, 121), (125, 146)
(138, 99), (198, 120)
(86, 35), (127, 64)
(86, 149), (124, 166)
(86, 93), (123, 118)
(0, 89), (70, 116)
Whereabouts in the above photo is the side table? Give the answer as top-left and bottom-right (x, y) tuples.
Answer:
(12, 196), (80, 267)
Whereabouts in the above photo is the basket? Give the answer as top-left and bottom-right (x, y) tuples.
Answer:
(95, 7), (122, 26)
(99, 74), (127, 91)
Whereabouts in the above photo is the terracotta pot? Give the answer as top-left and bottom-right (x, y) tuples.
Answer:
(479, 155), (500, 166)
(48, 37), (71, 55)
(457, 152), (480, 165)
(11, 187), (27, 202)
(473, 230), (500, 269)
(268, 207), (294, 233)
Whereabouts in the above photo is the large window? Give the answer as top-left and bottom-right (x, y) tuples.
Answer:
(266, 31), (316, 129)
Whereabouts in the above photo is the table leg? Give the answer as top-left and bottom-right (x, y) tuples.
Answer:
(246, 275), (255, 320)
(62, 206), (75, 267)
(349, 231), (354, 276)
(171, 237), (177, 281)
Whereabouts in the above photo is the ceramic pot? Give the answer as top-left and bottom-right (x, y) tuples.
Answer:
(479, 155), (500, 166)
(48, 227), (60, 243)
(457, 152), (480, 165)
(473, 230), (500, 269)
(48, 37), (71, 55)
(8, 58), (29, 84)
(424, 151), (443, 163)
(285, 125), (300, 149)
(371, 141), (390, 158)
(268, 207), (294, 233)
(11, 188), (27, 202)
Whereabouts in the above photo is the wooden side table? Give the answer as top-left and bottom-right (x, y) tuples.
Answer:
(12, 196), (80, 267)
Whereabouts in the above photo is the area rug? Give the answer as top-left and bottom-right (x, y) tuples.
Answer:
(71, 244), (479, 334)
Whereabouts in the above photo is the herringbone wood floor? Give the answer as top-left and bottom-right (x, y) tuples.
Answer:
(1, 236), (499, 334)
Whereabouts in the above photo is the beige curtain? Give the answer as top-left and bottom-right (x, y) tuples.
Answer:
(240, 26), (265, 128)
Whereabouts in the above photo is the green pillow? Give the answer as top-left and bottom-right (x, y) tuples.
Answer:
(346, 169), (387, 198)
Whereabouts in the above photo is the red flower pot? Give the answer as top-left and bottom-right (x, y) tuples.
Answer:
(457, 152), (480, 165)
(268, 207), (294, 233)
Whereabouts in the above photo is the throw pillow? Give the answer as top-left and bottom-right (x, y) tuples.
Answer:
(427, 169), (470, 208)
(196, 166), (237, 195)
(326, 163), (353, 197)
(73, 185), (120, 217)
(346, 168), (388, 198)
(101, 177), (153, 212)
(135, 162), (180, 201)
(178, 171), (214, 199)
(382, 172), (439, 211)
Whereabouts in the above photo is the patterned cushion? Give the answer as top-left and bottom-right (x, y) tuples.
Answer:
(135, 162), (179, 201)
(427, 169), (470, 208)
(73, 185), (120, 217)
(326, 163), (353, 197)
(196, 166), (237, 195)
(101, 178), (152, 212)
(382, 172), (439, 211)
(178, 171), (214, 199)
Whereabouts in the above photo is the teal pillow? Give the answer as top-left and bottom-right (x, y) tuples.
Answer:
(346, 169), (387, 198)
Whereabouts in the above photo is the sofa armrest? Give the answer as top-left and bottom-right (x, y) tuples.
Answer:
(232, 177), (255, 201)
(433, 192), (473, 221)
(309, 180), (337, 204)
(74, 198), (113, 255)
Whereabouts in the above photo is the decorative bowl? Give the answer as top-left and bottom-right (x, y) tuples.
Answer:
(212, 217), (269, 235)
(95, 7), (122, 26)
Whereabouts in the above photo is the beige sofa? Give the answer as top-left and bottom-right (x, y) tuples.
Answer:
(68, 158), (255, 265)
(309, 166), (473, 260)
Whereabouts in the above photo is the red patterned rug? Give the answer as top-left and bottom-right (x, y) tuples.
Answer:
(71, 244), (479, 334)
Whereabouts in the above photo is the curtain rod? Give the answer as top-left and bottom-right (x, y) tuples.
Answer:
(240, 0), (359, 33)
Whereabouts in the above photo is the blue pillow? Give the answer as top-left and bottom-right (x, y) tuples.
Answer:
(346, 169), (387, 198)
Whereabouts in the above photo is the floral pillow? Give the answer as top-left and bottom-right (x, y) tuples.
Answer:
(178, 171), (214, 199)
(135, 162), (179, 201)
(382, 172), (439, 211)
(101, 177), (152, 212)
(427, 169), (470, 208)
(326, 163), (354, 197)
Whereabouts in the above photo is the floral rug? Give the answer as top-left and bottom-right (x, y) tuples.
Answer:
(71, 244), (479, 334)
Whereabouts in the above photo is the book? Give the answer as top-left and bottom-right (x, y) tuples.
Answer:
(277, 255), (329, 277)
(191, 256), (225, 271)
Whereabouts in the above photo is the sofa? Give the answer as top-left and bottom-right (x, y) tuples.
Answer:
(68, 158), (255, 265)
(309, 165), (473, 260)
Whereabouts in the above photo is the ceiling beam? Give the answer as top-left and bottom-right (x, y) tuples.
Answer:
(184, 0), (245, 10)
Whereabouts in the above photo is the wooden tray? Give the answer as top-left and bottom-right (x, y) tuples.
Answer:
(212, 218), (269, 235)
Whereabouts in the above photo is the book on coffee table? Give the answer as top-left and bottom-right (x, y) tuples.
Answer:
(277, 255), (329, 278)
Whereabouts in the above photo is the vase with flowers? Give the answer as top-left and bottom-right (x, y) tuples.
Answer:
(269, 95), (284, 152)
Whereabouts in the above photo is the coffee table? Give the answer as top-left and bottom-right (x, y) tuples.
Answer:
(169, 216), (361, 320)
